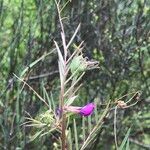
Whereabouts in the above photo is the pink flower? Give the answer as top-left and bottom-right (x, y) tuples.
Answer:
(79, 103), (95, 116)
(64, 103), (95, 117)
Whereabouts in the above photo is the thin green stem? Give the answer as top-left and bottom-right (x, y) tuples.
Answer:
(114, 106), (118, 150)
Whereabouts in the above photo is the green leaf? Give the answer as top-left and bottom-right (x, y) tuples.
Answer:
(68, 128), (73, 150)
(29, 129), (45, 142)
(119, 128), (131, 150)
(65, 95), (78, 106)
(0, 100), (4, 107)
(20, 50), (54, 77)
(73, 119), (79, 150)
(126, 139), (130, 150)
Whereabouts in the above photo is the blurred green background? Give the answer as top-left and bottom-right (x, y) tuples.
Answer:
(0, 0), (150, 149)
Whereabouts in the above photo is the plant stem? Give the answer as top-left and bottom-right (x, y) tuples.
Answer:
(60, 65), (67, 150)
(114, 106), (118, 150)
(54, 2), (68, 149)
(62, 113), (66, 150)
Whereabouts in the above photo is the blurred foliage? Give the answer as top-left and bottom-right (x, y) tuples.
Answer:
(0, 0), (150, 149)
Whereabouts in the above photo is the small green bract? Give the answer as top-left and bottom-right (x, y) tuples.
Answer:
(70, 56), (87, 76)
(38, 110), (54, 125)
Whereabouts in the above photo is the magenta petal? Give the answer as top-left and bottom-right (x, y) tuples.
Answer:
(79, 103), (95, 116)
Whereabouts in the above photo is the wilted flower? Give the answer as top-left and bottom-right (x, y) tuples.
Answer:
(116, 100), (127, 108)
(55, 107), (62, 117)
(64, 103), (95, 116)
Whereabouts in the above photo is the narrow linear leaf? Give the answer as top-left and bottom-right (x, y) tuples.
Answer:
(61, 32), (67, 59)
(29, 129), (45, 142)
(126, 139), (130, 150)
(66, 23), (81, 49)
(119, 128), (131, 150)
(82, 117), (86, 142)
(20, 50), (55, 77)
(43, 86), (52, 110)
(88, 116), (92, 133)
(54, 40), (65, 67)
(65, 95), (78, 106)
(68, 128), (73, 150)
(64, 72), (85, 97)
(74, 119), (79, 150)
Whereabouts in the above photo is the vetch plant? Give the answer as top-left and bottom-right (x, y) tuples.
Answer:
(18, 1), (100, 149)
(14, 1), (141, 149)
(54, 24), (99, 149)
(14, 16), (100, 150)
